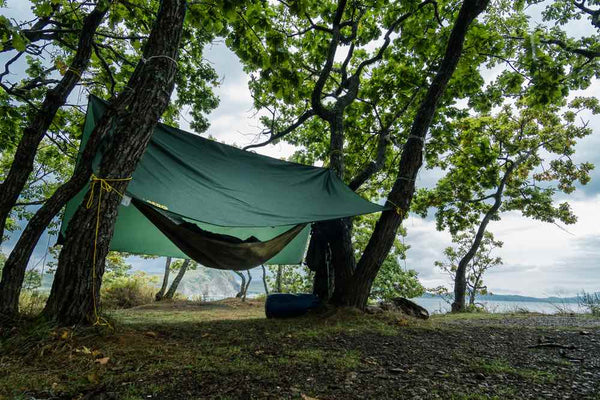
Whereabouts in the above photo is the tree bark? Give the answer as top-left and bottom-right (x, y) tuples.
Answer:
(243, 270), (253, 301)
(155, 257), (172, 301)
(0, 2), (110, 246)
(164, 259), (189, 300)
(276, 265), (282, 293)
(42, 0), (187, 325)
(261, 265), (269, 295)
(335, 0), (491, 309)
(0, 94), (129, 316)
(451, 157), (524, 312)
(235, 271), (247, 298)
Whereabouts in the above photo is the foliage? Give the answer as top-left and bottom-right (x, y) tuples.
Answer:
(353, 214), (424, 301)
(102, 251), (133, 284)
(101, 271), (158, 310)
(371, 262), (424, 302)
(266, 264), (314, 294)
(0, 250), (42, 290)
(577, 291), (600, 316)
(170, 258), (198, 272)
(18, 290), (48, 316)
(414, 100), (597, 235)
(0, 0), (222, 242)
(435, 230), (503, 306)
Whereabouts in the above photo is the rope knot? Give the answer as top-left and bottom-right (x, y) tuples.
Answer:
(86, 174), (131, 209)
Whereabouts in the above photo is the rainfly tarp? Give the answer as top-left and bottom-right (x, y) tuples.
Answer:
(59, 96), (386, 268)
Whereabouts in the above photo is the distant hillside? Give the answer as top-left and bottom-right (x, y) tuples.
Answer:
(174, 267), (239, 299)
(421, 292), (583, 303)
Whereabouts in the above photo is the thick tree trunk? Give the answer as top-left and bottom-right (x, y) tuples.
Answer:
(336, 0), (491, 309)
(155, 257), (172, 301)
(0, 2), (109, 246)
(164, 259), (189, 300)
(42, 0), (187, 325)
(0, 95), (127, 317)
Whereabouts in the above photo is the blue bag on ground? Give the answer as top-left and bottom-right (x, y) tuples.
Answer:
(265, 293), (321, 318)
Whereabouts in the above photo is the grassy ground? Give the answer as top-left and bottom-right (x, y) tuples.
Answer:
(1, 299), (599, 400)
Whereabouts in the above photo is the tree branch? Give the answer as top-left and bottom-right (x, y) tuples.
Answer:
(243, 109), (316, 150)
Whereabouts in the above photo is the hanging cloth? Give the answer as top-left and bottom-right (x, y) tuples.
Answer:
(132, 199), (306, 270)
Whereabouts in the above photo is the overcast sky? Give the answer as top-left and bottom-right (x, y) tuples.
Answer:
(1, 1), (599, 297)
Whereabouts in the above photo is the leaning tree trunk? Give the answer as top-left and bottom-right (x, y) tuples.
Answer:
(42, 0), (187, 325)
(241, 270), (252, 302)
(0, 2), (110, 247)
(451, 158), (524, 312)
(234, 271), (247, 298)
(155, 257), (172, 301)
(0, 89), (130, 317)
(164, 259), (189, 300)
(333, 0), (491, 309)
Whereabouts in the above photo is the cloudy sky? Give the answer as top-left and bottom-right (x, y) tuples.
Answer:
(1, 1), (599, 297)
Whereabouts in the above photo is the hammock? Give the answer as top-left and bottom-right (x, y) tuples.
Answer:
(132, 199), (306, 270)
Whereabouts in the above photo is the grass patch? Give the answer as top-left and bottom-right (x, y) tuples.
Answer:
(0, 299), (390, 399)
(471, 358), (557, 383)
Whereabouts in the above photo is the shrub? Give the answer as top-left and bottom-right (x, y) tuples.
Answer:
(18, 290), (48, 316)
(578, 291), (600, 316)
(101, 272), (158, 310)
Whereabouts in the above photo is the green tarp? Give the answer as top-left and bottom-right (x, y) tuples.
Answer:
(60, 96), (386, 266)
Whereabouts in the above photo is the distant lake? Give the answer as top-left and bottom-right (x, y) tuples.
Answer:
(412, 296), (586, 314)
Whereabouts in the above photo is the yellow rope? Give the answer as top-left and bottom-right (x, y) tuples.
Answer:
(386, 199), (407, 218)
(85, 173), (132, 327)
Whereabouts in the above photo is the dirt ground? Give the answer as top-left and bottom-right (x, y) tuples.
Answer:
(1, 299), (599, 400)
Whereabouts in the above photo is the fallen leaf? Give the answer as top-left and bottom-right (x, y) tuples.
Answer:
(301, 394), (319, 400)
(92, 350), (102, 357)
(87, 373), (100, 384)
(144, 331), (158, 338)
(95, 357), (110, 365)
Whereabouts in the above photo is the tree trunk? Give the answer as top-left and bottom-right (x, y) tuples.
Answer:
(42, 0), (187, 325)
(0, 93), (129, 317)
(334, 0), (491, 309)
(0, 2), (109, 246)
(243, 270), (252, 302)
(235, 271), (246, 298)
(164, 259), (189, 300)
(451, 158), (524, 312)
(307, 223), (332, 299)
(261, 265), (269, 295)
(155, 257), (172, 301)
(276, 265), (282, 293)
(468, 289), (476, 307)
